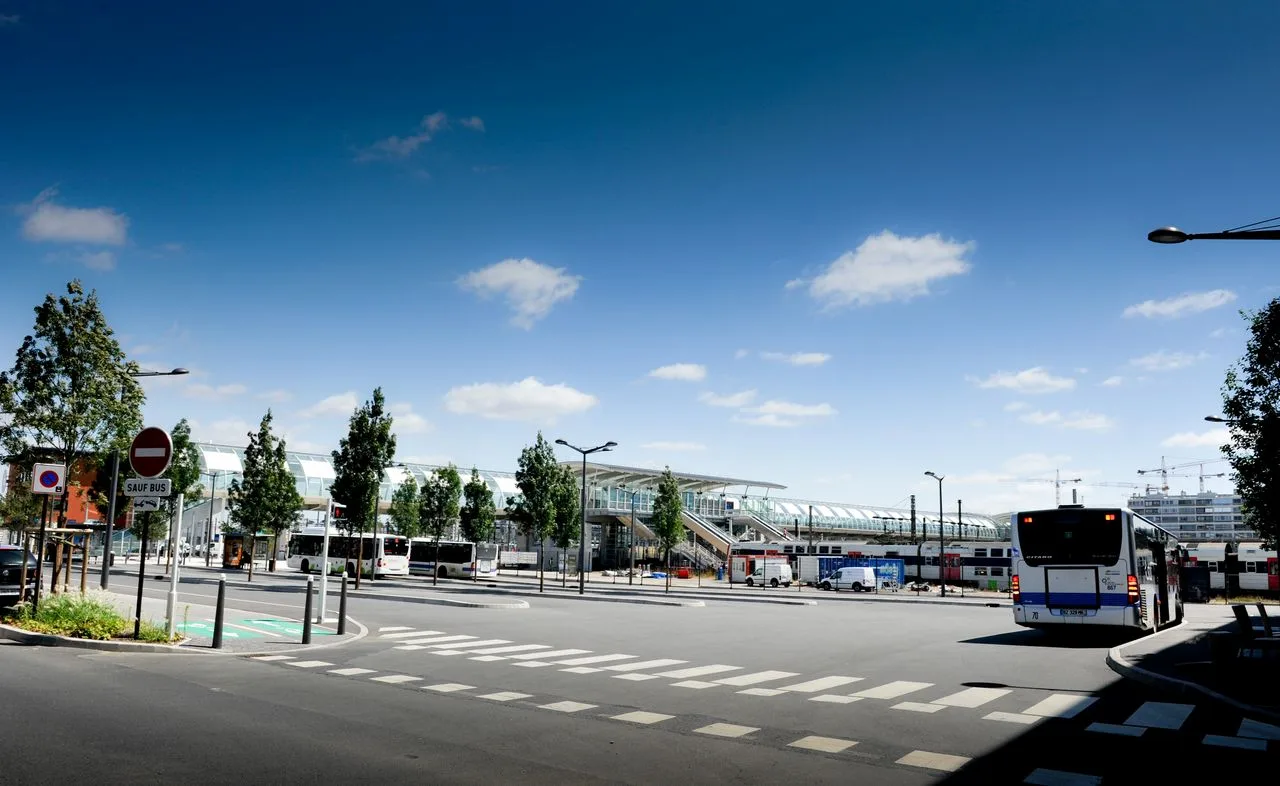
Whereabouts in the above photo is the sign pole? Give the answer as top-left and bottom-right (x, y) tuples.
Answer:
(101, 448), (120, 589)
(33, 495), (50, 614)
(165, 493), (184, 639)
(134, 503), (148, 639)
(317, 502), (331, 623)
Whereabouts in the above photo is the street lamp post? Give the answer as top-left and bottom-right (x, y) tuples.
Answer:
(554, 439), (616, 595)
(101, 367), (189, 589)
(201, 470), (219, 567)
(624, 487), (637, 586)
(1148, 224), (1280, 244)
(1205, 415), (1242, 425)
(925, 471), (946, 597)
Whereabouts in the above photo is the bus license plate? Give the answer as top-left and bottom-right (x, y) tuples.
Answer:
(1060, 609), (1087, 616)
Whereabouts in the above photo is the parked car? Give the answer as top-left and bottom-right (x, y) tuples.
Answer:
(745, 561), (793, 588)
(0, 545), (38, 606)
(819, 566), (877, 592)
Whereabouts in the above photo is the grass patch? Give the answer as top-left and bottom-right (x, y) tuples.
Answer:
(2, 591), (180, 643)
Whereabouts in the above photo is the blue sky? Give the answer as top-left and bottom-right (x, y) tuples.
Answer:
(3, 1), (1279, 514)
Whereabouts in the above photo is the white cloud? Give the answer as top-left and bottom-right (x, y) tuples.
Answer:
(760, 351), (831, 366)
(443, 377), (598, 423)
(970, 366), (1076, 394)
(184, 383), (248, 400)
(648, 363), (707, 381)
(1003, 401), (1030, 412)
(699, 390), (756, 408)
(1161, 428), (1230, 448)
(458, 258), (581, 329)
(1130, 350), (1207, 372)
(732, 413), (799, 428)
(1123, 289), (1237, 319)
(20, 187), (128, 245)
(80, 250), (116, 271)
(355, 111), (449, 162)
(1019, 410), (1062, 425)
(189, 418), (253, 445)
(641, 441), (707, 452)
(300, 391), (359, 418)
(734, 349), (749, 359)
(1075, 368), (1089, 375)
(750, 400), (837, 417)
(257, 389), (293, 403)
(1061, 412), (1115, 432)
(1001, 453), (1073, 475)
(459, 116), (485, 131)
(389, 403), (432, 434)
(1209, 327), (1233, 339)
(1101, 376), (1124, 387)
(790, 230), (974, 309)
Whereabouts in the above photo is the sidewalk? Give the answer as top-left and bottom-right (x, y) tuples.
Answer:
(1109, 603), (1280, 722)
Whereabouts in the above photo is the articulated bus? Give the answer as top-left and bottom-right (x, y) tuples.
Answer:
(286, 527), (410, 578)
(408, 539), (499, 579)
(1011, 505), (1182, 632)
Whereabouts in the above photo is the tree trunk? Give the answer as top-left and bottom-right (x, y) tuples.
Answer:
(354, 530), (364, 590)
(268, 534), (277, 572)
(538, 538), (544, 593)
(665, 547), (671, 593)
(247, 534), (255, 582)
(433, 535), (440, 586)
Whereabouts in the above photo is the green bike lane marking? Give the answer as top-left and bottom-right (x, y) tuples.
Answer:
(244, 618), (335, 636)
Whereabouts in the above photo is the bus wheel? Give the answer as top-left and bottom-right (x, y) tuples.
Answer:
(437, 566), (447, 579)
(300, 560), (310, 574)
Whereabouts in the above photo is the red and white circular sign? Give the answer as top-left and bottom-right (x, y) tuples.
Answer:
(129, 426), (173, 478)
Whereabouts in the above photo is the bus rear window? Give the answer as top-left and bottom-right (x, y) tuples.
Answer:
(1016, 509), (1122, 567)
(383, 537), (409, 556)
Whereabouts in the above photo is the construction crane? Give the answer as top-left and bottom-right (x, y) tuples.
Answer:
(1137, 456), (1229, 493)
(999, 470), (1082, 506)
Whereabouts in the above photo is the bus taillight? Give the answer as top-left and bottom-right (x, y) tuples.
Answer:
(1011, 575), (1020, 603)
(1127, 574), (1140, 605)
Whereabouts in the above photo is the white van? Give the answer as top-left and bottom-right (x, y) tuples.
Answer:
(819, 566), (876, 592)
(745, 561), (793, 587)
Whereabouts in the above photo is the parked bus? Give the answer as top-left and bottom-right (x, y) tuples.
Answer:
(285, 527), (410, 578)
(408, 538), (498, 579)
(1011, 505), (1182, 631)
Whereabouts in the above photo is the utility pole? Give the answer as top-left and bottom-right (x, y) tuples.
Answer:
(909, 495), (920, 583)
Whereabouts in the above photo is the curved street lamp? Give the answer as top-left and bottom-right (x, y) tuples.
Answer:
(1149, 214), (1280, 244)
(555, 439), (617, 594)
(924, 471), (946, 597)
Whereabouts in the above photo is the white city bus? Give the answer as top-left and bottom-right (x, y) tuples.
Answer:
(286, 527), (410, 578)
(1011, 505), (1182, 632)
(409, 538), (498, 579)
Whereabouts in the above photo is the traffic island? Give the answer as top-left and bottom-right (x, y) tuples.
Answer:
(0, 591), (187, 652)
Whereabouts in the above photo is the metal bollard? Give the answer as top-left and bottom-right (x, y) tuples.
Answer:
(337, 571), (348, 636)
(212, 575), (227, 649)
(302, 577), (314, 645)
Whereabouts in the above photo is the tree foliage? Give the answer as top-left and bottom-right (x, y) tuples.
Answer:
(329, 388), (396, 539)
(650, 467), (684, 588)
(0, 473), (40, 533)
(1222, 298), (1280, 548)
(388, 474), (419, 537)
(225, 411), (301, 539)
(459, 468), (496, 544)
(0, 280), (144, 526)
(419, 465), (461, 585)
(511, 432), (562, 590)
(550, 464), (581, 551)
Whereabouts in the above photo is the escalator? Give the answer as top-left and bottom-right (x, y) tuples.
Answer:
(741, 513), (795, 541)
(681, 510), (734, 558)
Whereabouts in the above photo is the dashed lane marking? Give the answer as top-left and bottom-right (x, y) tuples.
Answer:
(422, 683), (474, 693)
(478, 691), (533, 702)
(1123, 701), (1194, 731)
(397, 634), (477, 646)
(427, 638), (511, 650)
(602, 659), (687, 673)
(469, 656), (507, 662)
(1086, 722), (1144, 737)
(377, 626), (413, 632)
(611, 711), (675, 725)
(810, 695), (862, 704)
(892, 702), (945, 714)
(251, 655), (294, 662)
(288, 660), (332, 668)
(555, 654), (635, 666)
(370, 675), (421, 684)
(714, 670), (799, 687)
(739, 688), (785, 697)
(671, 680), (722, 690)
(1023, 768), (1102, 786)
(464, 644), (551, 656)
(778, 676), (864, 693)
(379, 630), (445, 640)
(1020, 694), (1097, 719)
(851, 681), (933, 700)
(788, 736), (857, 754)
(540, 701), (597, 713)
(984, 711), (1039, 725)
(614, 674), (661, 682)
(562, 667), (604, 674)
(1239, 718), (1280, 740)
(895, 750), (970, 773)
(1202, 735), (1267, 751)
(509, 649), (591, 660)
(512, 661), (553, 668)
(654, 664), (741, 679)
(328, 668), (375, 676)
(694, 723), (758, 739)
(931, 687), (1011, 708)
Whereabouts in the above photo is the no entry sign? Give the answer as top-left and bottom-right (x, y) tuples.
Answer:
(129, 427), (173, 478)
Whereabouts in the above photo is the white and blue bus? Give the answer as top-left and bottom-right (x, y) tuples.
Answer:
(1011, 505), (1182, 632)
(409, 538), (498, 580)
(286, 528), (410, 578)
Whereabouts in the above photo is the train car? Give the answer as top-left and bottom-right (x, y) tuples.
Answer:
(729, 539), (1013, 590)
(1237, 542), (1280, 594)
(1184, 542), (1227, 590)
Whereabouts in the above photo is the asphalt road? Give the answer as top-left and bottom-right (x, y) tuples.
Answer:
(10, 568), (1277, 783)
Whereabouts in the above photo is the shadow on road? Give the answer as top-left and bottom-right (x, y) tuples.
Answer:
(960, 628), (1137, 649)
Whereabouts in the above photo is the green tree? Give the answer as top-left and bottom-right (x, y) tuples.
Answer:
(418, 465), (461, 585)
(650, 467), (684, 592)
(511, 432), (560, 592)
(226, 411), (300, 577)
(550, 465), (581, 587)
(388, 474), (419, 537)
(0, 280), (144, 533)
(0, 475), (40, 537)
(157, 418), (204, 567)
(1223, 298), (1280, 548)
(459, 468), (496, 545)
(329, 388), (396, 588)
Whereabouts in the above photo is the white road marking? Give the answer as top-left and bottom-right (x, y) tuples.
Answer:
(1021, 694), (1097, 719)
(694, 723), (758, 739)
(328, 668), (375, 676)
(788, 736), (857, 754)
(540, 701), (596, 713)
(1086, 722), (1144, 737)
(422, 683), (473, 693)
(393, 645), (426, 651)
(428, 638), (511, 650)
(931, 687), (1010, 708)
(739, 688), (784, 697)
(1024, 768), (1102, 786)
(1203, 735), (1267, 751)
(811, 695), (862, 704)
(469, 655), (507, 662)
(556, 654), (635, 666)
(779, 676), (864, 693)
(671, 680), (721, 689)
(370, 675), (421, 684)
(397, 634), (476, 645)
(1239, 718), (1280, 740)
(1123, 701), (1194, 730)
(602, 659), (687, 673)
(288, 660), (332, 668)
(562, 667), (603, 674)
(379, 630), (446, 640)
(378, 626), (412, 632)
(478, 691), (532, 702)
(614, 674), (660, 681)
(654, 664), (741, 679)
(895, 750), (970, 773)
(852, 681), (933, 700)
(892, 702), (945, 714)
(222, 622), (284, 637)
(612, 711), (674, 725)
(509, 649), (591, 660)
(984, 711), (1040, 725)
(512, 661), (552, 668)
(431, 651), (466, 657)
(714, 670), (799, 687)
(465, 644), (551, 655)
(251, 655), (294, 661)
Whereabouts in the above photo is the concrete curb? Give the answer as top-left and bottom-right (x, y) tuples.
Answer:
(345, 589), (532, 609)
(1106, 623), (1280, 725)
(471, 588), (705, 607)
(196, 615), (372, 658)
(0, 622), (192, 653)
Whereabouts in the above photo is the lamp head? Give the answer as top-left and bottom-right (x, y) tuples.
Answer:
(1147, 226), (1189, 244)
(554, 439), (569, 447)
(603, 441), (618, 449)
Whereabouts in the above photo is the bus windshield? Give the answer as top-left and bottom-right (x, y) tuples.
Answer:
(383, 536), (409, 557)
(1017, 509), (1123, 567)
